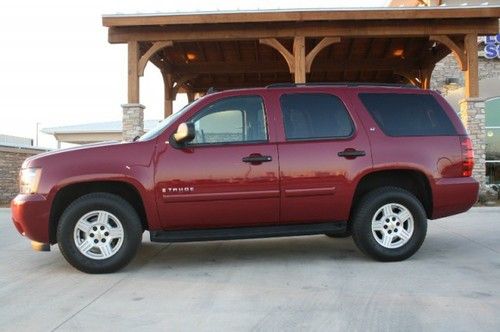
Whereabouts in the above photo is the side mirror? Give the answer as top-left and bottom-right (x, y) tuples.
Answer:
(170, 122), (195, 147)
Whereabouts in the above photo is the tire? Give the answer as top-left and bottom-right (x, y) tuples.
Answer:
(57, 193), (142, 273)
(325, 230), (352, 238)
(351, 186), (427, 262)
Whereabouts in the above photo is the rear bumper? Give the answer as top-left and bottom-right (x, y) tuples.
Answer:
(11, 194), (51, 244)
(432, 177), (479, 219)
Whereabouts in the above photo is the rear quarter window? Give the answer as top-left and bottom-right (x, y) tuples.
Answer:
(359, 93), (456, 136)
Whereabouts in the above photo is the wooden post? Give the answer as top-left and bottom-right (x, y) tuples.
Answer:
(464, 34), (479, 98)
(293, 36), (306, 83)
(421, 68), (433, 90)
(187, 92), (195, 103)
(162, 70), (174, 118)
(127, 41), (140, 103)
(164, 100), (173, 118)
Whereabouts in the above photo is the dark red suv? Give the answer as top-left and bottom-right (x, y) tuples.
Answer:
(11, 84), (479, 273)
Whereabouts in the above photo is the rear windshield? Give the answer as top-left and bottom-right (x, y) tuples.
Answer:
(359, 93), (456, 137)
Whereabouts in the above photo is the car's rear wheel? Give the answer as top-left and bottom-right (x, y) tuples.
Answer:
(57, 193), (142, 273)
(352, 187), (427, 261)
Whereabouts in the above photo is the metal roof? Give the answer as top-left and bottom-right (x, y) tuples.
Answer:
(103, 6), (500, 27)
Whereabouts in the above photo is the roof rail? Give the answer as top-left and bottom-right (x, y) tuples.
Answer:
(266, 82), (419, 89)
(206, 87), (219, 94)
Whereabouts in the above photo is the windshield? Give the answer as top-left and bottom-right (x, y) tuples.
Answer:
(136, 100), (198, 142)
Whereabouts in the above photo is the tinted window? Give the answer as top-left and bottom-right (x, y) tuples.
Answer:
(359, 93), (456, 136)
(190, 96), (267, 145)
(280, 93), (354, 140)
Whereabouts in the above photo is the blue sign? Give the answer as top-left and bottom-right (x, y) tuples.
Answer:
(484, 34), (500, 59)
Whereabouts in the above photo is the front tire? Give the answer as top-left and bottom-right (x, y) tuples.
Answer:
(351, 187), (427, 262)
(57, 193), (142, 273)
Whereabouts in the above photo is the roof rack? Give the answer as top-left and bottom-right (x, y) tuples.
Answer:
(266, 82), (419, 89)
(206, 87), (219, 94)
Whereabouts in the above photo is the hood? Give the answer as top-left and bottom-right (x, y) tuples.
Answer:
(22, 141), (125, 168)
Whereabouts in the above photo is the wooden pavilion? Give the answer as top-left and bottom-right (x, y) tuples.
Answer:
(103, 7), (500, 119)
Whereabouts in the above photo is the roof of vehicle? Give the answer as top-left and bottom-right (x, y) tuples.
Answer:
(204, 82), (428, 96)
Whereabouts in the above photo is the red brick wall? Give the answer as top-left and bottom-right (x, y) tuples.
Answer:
(0, 146), (46, 205)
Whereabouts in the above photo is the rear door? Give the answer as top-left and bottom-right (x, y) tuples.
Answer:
(273, 89), (373, 224)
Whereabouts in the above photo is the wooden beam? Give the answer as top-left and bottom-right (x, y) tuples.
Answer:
(138, 41), (173, 76)
(464, 33), (479, 98)
(127, 41), (140, 103)
(259, 38), (294, 72)
(170, 58), (421, 74)
(305, 37), (341, 72)
(108, 19), (498, 43)
(293, 36), (306, 83)
(429, 35), (466, 70)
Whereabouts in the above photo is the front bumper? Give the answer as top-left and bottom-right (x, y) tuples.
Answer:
(432, 177), (479, 219)
(11, 194), (51, 244)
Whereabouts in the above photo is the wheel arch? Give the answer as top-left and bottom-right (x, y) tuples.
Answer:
(351, 169), (433, 221)
(48, 180), (149, 244)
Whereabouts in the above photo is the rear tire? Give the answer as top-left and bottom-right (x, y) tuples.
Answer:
(352, 187), (427, 262)
(57, 193), (142, 273)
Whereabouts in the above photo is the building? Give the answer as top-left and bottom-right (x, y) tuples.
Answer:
(42, 120), (162, 147)
(0, 135), (47, 204)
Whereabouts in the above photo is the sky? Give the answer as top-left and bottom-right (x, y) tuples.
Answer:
(0, 0), (387, 148)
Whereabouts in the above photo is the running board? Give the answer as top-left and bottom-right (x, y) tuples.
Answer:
(150, 221), (347, 243)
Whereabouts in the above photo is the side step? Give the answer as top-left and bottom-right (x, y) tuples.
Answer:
(150, 221), (347, 243)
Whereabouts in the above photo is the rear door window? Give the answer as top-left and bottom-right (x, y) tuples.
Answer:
(359, 93), (456, 136)
(280, 93), (354, 140)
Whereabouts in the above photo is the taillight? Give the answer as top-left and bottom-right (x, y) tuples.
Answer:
(460, 136), (474, 177)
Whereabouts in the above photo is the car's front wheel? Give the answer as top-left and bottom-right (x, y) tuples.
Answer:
(351, 187), (427, 261)
(57, 193), (142, 273)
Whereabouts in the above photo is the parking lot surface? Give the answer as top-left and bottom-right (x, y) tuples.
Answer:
(1, 207), (499, 331)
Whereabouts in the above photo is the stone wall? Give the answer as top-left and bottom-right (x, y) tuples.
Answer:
(459, 99), (486, 185)
(0, 146), (46, 205)
(431, 54), (500, 94)
(122, 104), (145, 142)
(431, 54), (500, 186)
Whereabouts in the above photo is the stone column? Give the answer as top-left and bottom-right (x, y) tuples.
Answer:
(122, 103), (145, 142)
(459, 98), (486, 185)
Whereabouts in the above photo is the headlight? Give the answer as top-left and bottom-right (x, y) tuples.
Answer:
(19, 168), (42, 194)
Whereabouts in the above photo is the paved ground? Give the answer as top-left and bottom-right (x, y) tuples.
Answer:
(1, 208), (499, 332)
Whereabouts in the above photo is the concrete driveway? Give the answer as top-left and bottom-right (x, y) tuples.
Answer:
(1, 207), (499, 331)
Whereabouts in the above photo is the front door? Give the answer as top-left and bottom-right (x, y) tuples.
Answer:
(155, 95), (280, 229)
